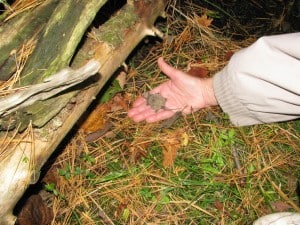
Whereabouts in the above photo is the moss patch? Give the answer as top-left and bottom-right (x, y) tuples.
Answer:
(93, 4), (138, 48)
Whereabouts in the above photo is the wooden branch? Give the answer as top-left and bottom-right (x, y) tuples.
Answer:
(0, 1), (166, 224)
(0, 60), (100, 117)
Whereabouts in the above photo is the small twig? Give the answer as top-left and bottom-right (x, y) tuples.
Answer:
(232, 147), (242, 171)
(87, 194), (115, 225)
(232, 147), (246, 186)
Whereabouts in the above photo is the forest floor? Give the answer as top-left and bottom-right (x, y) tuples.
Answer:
(8, 0), (300, 224)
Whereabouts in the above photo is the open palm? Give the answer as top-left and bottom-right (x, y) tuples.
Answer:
(128, 57), (217, 123)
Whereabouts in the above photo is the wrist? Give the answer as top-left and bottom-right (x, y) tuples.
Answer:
(202, 78), (218, 107)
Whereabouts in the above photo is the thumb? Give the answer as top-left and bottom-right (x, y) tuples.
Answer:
(157, 57), (181, 81)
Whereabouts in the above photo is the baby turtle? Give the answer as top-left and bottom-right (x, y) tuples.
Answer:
(143, 92), (167, 112)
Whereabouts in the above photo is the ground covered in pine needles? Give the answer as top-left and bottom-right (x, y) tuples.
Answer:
(40, 1), (300, 224)
(2, 0), (298, 224)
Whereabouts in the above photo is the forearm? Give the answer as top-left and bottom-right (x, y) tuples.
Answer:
(213, 33), (300, 126)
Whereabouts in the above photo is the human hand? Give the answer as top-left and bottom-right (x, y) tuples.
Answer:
(128, 57), (218, 123)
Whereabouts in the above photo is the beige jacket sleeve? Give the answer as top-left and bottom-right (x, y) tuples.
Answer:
(213, 33), (300, 126)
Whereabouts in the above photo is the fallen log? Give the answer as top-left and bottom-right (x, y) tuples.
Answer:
(0, 0), (59, 81)
(0, 0), (108, 130)
(0, 0), (166, 224)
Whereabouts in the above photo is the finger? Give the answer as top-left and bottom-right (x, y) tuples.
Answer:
(127, 108), (138, 118)
(132, 96), (146, 107)
(157, 57), (180, 80)
(130, 108), (157, 122)
(145, 110), (175, 123)
(128, 102), (149, 118)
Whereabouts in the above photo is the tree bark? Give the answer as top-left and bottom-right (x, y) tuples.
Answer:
(0, 0), (59, 81)
(0, 1), (166, 224)
(1, 0), (108, 129)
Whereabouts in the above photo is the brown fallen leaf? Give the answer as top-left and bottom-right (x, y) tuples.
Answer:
(80, 93), (129, 140)
(129, 134), (151, 163)
(214, 201), (233, 219)
(194, 14), (213, 27)
(174, 25), (193, 52)
(128, 124), (156, 163)
(85, 122), (113, 142)
(116, 197), (130, 217)
(80, 103), (109, 134)
(160, 129), (186, 168)
(187, 66), (209, 78)
(187, 62), (209, 78)
(270, 200), (293, 212)
(224, 51), (235, 62)
(108, 93), (130, 112)
(16, 194), (53, 225)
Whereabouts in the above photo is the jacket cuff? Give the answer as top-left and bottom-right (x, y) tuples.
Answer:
(213, 68), (261, 126)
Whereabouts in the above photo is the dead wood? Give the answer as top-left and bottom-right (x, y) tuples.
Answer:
(0, 0), (59, 81)
(0, 0), (108, 130)
(0, 60), (100, 117)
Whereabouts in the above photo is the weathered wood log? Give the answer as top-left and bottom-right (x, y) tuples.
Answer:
(0, 0), (59, 81)
(0, 60), (101, 117)
(0, 0), (166, 224)
(0, 0), (108, 130)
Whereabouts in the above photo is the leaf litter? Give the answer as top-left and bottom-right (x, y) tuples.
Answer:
(41, 1), (300, 224)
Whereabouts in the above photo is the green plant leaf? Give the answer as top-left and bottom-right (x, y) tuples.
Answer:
(100, 79), (122, 103)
